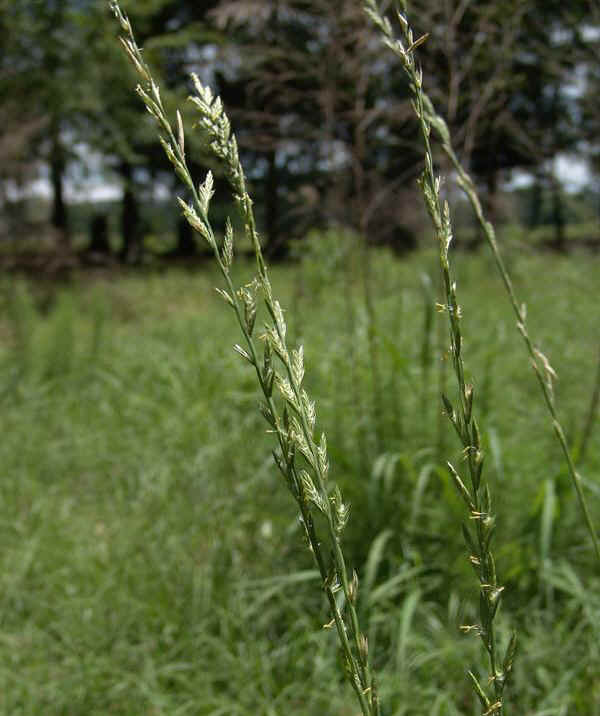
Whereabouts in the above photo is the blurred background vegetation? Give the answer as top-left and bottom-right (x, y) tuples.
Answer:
(1, 0), (599, 266)
(1, 1), (600, 714)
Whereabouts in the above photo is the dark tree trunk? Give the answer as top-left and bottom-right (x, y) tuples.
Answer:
(173, 216), (197, 257)
(50, 124), (69, 244)
(485, 170), (498, 226)
(88, 214), (111, 256)
(528, 173), (544, 229)
(264, 149), (286, 260)
(474, 169), (498, 249)
(550, 174), (566, 252)
(119, 161), (142, 263)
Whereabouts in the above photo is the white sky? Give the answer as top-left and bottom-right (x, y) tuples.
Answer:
(508, 154), (593, 193)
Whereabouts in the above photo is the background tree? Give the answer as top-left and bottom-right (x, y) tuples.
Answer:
(210, 0), (428, 256)
(79, 0), (211, 261)
(0, 0), (597, 259)
(0, 0), (104, 245)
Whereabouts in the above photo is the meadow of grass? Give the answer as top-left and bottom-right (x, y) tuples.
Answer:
(0, 243), (598, 715)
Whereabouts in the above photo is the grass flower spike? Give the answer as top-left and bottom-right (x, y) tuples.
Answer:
(365, 0), (600, 568)
(364, 1), (516, 712)
(110, 2), (380, 713)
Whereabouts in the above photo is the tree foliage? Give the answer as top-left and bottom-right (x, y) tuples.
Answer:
(1, 0), (598, 252)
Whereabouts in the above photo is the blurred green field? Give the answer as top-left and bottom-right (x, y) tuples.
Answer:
(0, 242), (599, 715)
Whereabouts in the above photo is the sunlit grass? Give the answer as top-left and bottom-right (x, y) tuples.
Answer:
(0, 247), (598, 713)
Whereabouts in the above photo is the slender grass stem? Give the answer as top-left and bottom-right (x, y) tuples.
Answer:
(411, 50), (600, 568)
(365, 1), (600, 573)
(364, 2), (516, 713)
(109, 3), (379, 713)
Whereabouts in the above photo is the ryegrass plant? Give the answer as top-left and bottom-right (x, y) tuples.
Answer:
(364, 0), (600, 569)
(364, 3), (515, 712)
(110, 3), (380, 713)
(366, 0), (600, 710)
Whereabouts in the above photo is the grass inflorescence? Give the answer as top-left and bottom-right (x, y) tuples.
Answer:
(364, 2), (515, 712)
(111, 1), (379, 712)
(364, 0), (600, 571)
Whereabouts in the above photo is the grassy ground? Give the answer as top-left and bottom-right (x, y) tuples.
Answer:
(0, 243), (598, 714)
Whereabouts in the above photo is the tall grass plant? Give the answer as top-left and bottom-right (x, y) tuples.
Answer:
(15, 3), (592, 713)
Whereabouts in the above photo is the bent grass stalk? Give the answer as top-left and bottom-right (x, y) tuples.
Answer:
(109, 2), (379, 714)
(368, 1), (600, 567)
(437, 118), (600, 567)
(365, 2), (516, 714)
